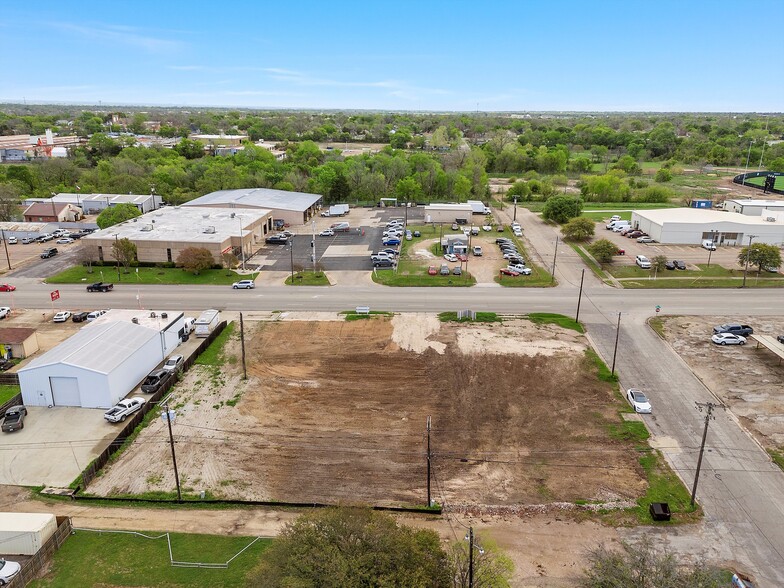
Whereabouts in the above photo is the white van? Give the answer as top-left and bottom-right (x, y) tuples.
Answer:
(612, 222), (631, 232)
(702, 240), (717, 251)
(606, 219), (626, 230)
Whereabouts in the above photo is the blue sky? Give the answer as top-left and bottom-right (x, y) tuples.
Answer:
(2, 1), (782, 111)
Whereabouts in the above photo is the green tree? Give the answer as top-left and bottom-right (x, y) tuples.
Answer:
(612, 155), (641, 175)
(249, 508), (451, 588)
(652, 255), (668, 272)
(448, 536), (514, 588)
(581, 174), (632, 202)
(654, 168), (672, 183)
(395, 177), (423, 201)
(737, 243), (781, 272)
(129, 113), (147, 134)
(177, 247), (214, 274)
(561, 217), (595, 241)
(579, 538), (724, 588)
(506, 181), (531, 201)
(328, 173), (351, 202)
(635, 186), (673, 203)
(542, 195), (583, 224)
(111, 238), (137, 273)
(174, 138), (205, 159)
(0, 184), (22, 222)
(588, 239), (619, 263)
(96, 203), (142, 229)
(568, 156), (593, 174)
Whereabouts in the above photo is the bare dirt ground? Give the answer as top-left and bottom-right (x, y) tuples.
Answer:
(657, 315), (784, 449)
(90, 315), (645, 510)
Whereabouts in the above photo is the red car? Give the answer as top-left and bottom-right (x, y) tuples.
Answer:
(456, 253), (468, 262)
(427, 266), (437, 275)
(499, 268), (520, 276)
(0, 284), (15, 292)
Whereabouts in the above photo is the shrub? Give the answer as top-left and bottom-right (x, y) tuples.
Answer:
(655, 168), (672, 182)
(542, 195), (583, 223)
(561, 217), (595, 241)
(587, 239), (618, 263)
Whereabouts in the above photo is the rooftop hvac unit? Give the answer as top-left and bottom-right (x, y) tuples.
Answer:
(230, 212), (235, 218)
(150, 312), (157, 318)
(203, 226), (216, 234)
(140, 225), (153, 231)
(131, 317), (139, 324)
(161, 312), (168, 319)
(765, 217), (776, 222)
(202, 214), (210, 219)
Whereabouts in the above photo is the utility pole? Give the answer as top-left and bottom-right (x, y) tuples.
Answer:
(289, 241), (294, 284)
(468, 526), (474, 588)
(311, 220), (316, 274)
(575, 269), (585, 323)
(426, 416), (432, 507)
(741, 234), (758, 288)
(115, 234), (121, 281)
(163, 404), (182, 502)
(0, 230), (10, 270)
(706, 230), (716, 268)
(240, 312), (247, 380)
(551, 236), (559, 280)
(741, 140), (753, 187)
(610, 312), (621, 376)
(691, 401), (726, 507)
(513, 197), (517, 222)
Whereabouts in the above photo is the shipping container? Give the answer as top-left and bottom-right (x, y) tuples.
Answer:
(0, 512), (56, 555)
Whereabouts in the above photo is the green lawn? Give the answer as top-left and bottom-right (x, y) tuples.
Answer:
(30, 529), (270, 588)
(745, 175), (784, 190)
(195, 322), (236, 366)
(285, 271), (330, 286)
(493, 233), (556, 287)
(47, 265), (245, 286)
(0, 385), (21, 405)
(604, 263), (784, 288)
(527, 313), (584, 333)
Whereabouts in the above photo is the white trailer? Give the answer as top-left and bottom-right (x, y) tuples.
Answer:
(0, 512), (57, 555)
(467, 200), (491, 215)
(194, 309), (221, 338)
(329, 204), (350, 216)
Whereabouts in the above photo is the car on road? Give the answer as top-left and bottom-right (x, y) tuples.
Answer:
(141, 369), (175, 393)
(428, 266), (437, 275)
(265, 235), (288, 245)
(0, 307), (10, 319)
(319, 229), (335, 237)
(635, 255), (651, 269)
(711, 333), (747, 346)
(232, 280), (255, 289)
(53, 311), (71, 322)
(86, 282), (113, 292)
(1, 405), (27, 432)
(626, 389), (652, 413)
(673, 260), (686, 270)
(104, 397), (146, 423)
(6, 237), (16, 245)
(56, 237), (74, 244)
(713, 323), (753, 336)
(453, 266), (462, 275)
(443, 253), (458, 262)
(163, 354), (184, 372)
(439, 264), (450, 275)
(637, 236), (654, 243)
(71, 311), (89, 323)
(0, 558), (21, 583)
(0, 284), (15, 292)
(40, 247), (58, 258)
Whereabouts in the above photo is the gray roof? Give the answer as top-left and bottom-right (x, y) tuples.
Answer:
(183, 188), (322, 212)
(19, 321), (159, 375)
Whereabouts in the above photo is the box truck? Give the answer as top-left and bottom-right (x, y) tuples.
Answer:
(194, 309), (221, 338)
(467, 200), (492, 215)
(0, 512), (57, 555)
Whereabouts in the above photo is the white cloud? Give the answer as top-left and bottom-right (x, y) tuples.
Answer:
(48, 21), (182, 53)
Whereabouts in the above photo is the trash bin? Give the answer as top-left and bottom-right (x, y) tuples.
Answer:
(649, 502), (671, 521)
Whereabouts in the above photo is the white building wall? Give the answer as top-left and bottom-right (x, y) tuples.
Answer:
(104, 335), (167, 408)
(629, 213), (663, 242)
(631, 211), (784, 246)
(19, 365), (107, 408)
(424, 205), (473, 224)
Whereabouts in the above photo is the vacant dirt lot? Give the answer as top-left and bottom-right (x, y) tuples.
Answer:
(90, 315), (645, 506)
(657, 315), (784, 449)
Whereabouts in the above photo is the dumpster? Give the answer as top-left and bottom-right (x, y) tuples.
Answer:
(649, 502), (671, 521)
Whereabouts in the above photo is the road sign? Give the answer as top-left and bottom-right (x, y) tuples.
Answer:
(655, 305), (661, 313)
(50, 290), (60, 302)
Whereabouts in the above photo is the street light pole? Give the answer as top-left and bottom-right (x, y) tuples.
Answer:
(706, 230), (716, 268)
(289, 241), (294, 284)
(741, 234), (758, 288)
(513, 197), (517, 222)
(551, 236), (559, 280)
(575, 269), (585, 323)
(237, 215), (245, 271)
(0, 230), (10, 270)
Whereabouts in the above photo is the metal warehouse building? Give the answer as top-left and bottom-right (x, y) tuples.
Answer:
(18, 315), (182, 409)
(24, 192), (163, 215)
(424, 203), (474, 224)
(631, 208), (784, 246)
(82, 206), (272, 264)
(183, 187), (322, 226)
(723, 198), (784, 216)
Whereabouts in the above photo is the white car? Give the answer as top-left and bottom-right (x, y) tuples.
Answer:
(87, 310), (107, 321)
(444, 253), (458, 262)
(507, 264), (532, 275)
(482, 225), (492, 231)
(0, 307), (10, 319)
(626, 388), (652, 413)
(53, 311), (71, 322)
(319, 229), (335, 237)
(0, 558), (21, 584)
(56, 237), (74, 244)
(637, 236), (654, 243)
(232, 280), (255, 289)
(711, 333), (746, 346)
(635, 255), (651, 269)
(6, 237), (17, 244)
(104, 397), (146, 423)
(163, 354), (184, 372)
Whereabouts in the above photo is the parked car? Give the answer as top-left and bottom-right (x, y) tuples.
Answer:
(428, 265), (437, 275)
(635, 255), (651, 269)
(0, 360), (13, 372)
(373, 258), (395, 268)
(500, 268), (520, 276)
(86, 310), (106, 321)
(72, 311), (89, 323)
(713, 323), (753, 336)
(163, 354), (184, 372)
(627, 230), (643, 238)
(53, 311), (71, 322)
(508, 264), (532, 275)
(673, 260), (686, 270)
(0, 284), (15, 292)
(472, 246), (483, 256)
(626, 389), (652, 414)
(609, 215), (621, 222)
(777, 335), (784, 344)
(513, 228), (523, 237)
(0, 307), (10, 320)
(456, 253), (468, 262)
(382, 238), (400, 246)
(380, 248), (399, 257)
(21, 237), (33, 244)
(6, 237), (16, 245)
(701, 239), (717, 251)
(482, 225), (492, 231)
(319, 229), (335, 237)
(413, 231), (421, 237)
(104, 397), (146, 423)
(439, 264), (450, 275)
(56, 237), (74, 244)
(141, 369), (175, 393)
(370, 253), (393, 264)
(1, 406), (27, 432)
(665, 260), (676, 270)
(40, 247), (58, 258)
(443, 253), (458, 262)
(0, 558), (21, 583)
(232, 280), (255, 289)
(453, 266), (462, 275)
(497, 225), (504, 232)
(637, 236), (654, 243)
(86, 282), (113, 292)
(265, 235), (288, 245)
(711, 333), (747, 346)
(451, 223), (459, 230)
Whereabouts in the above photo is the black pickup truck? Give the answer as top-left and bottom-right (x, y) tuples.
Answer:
(713, 323), (754, 337)
(86, 282), (114, 292)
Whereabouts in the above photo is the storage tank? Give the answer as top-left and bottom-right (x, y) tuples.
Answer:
(0, 513), (57, 555)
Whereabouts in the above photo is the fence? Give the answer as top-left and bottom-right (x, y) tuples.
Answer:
(0, 373), (19, 386)
(76, 321), (228, 490)
(7, 516), (72, 588)
(733, 171), (784, 196)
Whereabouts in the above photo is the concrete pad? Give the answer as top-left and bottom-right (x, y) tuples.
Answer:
(0, 406), (117, 487)
(324, 244), (371, 256)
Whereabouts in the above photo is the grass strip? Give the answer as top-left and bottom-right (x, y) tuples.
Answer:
(527, 312), (584, 333)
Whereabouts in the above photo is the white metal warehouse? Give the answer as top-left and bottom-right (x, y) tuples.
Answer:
(423, 203), (473, 224)
(723, 198), (784, 216)
(18, 320), (173, 409)
(183, 187), (323, 226)
(630, 208), (784, 246)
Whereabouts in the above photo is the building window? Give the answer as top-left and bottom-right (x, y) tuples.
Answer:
(98, 246), (104, 262)
(167, 248), (172, 263)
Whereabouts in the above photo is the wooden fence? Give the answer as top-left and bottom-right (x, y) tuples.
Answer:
(76, 321), (227, 490)
(7, 516), (72, 588)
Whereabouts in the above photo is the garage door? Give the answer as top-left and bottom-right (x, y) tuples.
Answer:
(49, 377), (81, 407)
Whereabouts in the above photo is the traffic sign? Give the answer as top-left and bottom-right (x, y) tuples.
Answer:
(655, 305), (661, 314)
(50, 290), (60, 302)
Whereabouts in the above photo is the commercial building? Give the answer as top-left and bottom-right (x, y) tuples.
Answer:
(81, 206), (272, 264)
(18, 317), (181, 408)
(0, 328), (39, 359)
(423, 203), (474, 224)
(630, 208), (784, 246)
(183, 187), (322, 226)
(441, 234), (469, 254)
(0, 222), (58, 240)
(723, 199), (784, 216)
(22, 202), (83, 223)
(24, 193), (163, 215)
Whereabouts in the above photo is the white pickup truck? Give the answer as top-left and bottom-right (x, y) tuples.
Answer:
(104, 397), (146, 423)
